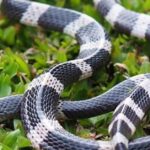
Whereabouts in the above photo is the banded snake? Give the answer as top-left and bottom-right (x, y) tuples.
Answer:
(0, 0), (150, 149)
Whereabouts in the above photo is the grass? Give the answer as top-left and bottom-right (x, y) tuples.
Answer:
(0, 0), (150, 149)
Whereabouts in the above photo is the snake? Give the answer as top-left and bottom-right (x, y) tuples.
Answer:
(0, 0), (150, 149)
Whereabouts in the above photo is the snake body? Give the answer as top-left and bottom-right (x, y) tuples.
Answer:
(109, 79), (150, 150)
(0, 74), (150, 121)
(95, 0), (150, 40)
(2, 0), (111, 149)
(0, 0), (150, 149)
(95, 0), (150, 149)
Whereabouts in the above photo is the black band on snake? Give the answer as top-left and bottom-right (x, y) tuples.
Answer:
(0, 0), (150, 149)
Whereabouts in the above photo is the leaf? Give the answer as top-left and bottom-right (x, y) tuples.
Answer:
(3, 26), (16, 45)
(0, 129), (7, 142)
(0, 143), (11, 150)
(5, 48), (31, 78)
(3, 62), (18, 78)
(34, 38), (50, 52)
(13, 120), (25, 136)
(88, 113), (112, 127)
(56, 0), (65, 7)
(123, 53), (139, 75)
(13, 54), (31, 78)
(76, 129), (92, 139)
(83, 4), (100, 21)
(139, 61), (150, 74)
(17, 136), (31, 148)
(3, 130), (20, 147)
(70, 0), (80, 7)
(56, 50), (67, 62)
(143, 0), (150, 10)
(0, 74), (11, 97)
(14, 82), (26, 94)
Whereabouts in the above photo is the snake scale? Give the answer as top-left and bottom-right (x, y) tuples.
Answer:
(0, 0), (150, 149)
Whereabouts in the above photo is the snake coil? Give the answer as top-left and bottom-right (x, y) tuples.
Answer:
(0, 0), (150, 149)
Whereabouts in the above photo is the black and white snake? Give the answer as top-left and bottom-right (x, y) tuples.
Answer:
(0, 0), (150, 149)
